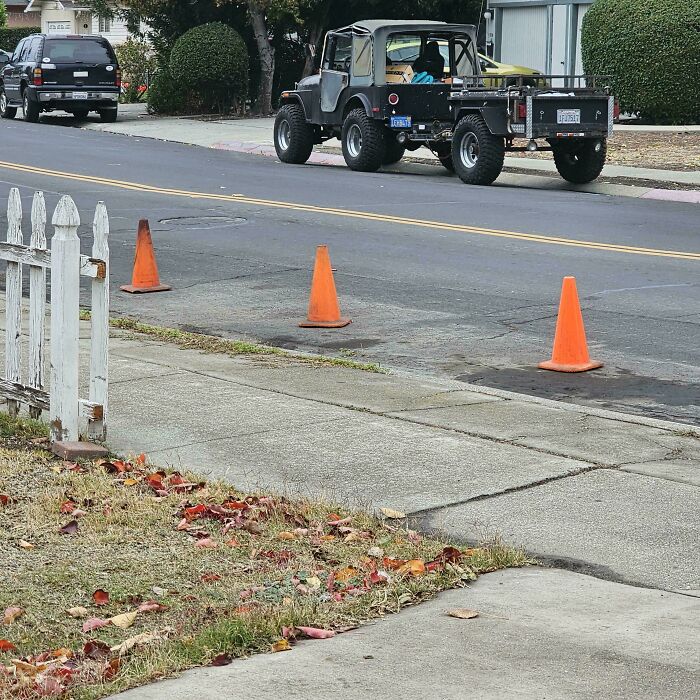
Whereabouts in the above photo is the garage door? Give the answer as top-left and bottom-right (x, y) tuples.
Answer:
(500, 6), (548, 73)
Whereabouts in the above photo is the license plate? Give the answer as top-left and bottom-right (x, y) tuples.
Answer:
(557, 109), (580, 124)
(390, 116), (411, 128)
(72, 92), (88, 100)
(73, 71), (88, 78)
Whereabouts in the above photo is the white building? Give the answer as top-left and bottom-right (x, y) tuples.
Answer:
(22, 1), (131, 45)
(487, 0), (594, 75)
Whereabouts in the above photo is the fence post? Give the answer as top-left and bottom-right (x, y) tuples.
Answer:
(50, 196), (81, 443)
(88, 202), (109, 441)
(5, 188), (23, 418)
(29, 192), (47, 421)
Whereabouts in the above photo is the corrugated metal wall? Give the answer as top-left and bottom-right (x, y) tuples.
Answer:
(500, 6), (549, 72)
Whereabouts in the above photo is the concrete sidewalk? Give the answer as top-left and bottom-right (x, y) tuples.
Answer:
(81, 105), (700, 203)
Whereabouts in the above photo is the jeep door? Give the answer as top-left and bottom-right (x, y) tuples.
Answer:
(320, 32), (351, 116)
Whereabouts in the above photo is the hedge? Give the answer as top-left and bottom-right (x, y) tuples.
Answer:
(0, 27), (41, 53)
(582, 0), (700, 124)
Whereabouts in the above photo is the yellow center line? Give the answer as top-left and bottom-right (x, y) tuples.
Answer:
(0, 159), (698, 261)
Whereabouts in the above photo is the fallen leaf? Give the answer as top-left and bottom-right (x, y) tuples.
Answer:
(200, 573), (221, 583)
(210, 653), (233, 666)
(35, 675), (64, 696)
(83, 640), (111, 660)
(379, 507), (406, 519)
(277, 531), (297, 541)
(367, 546), (384, 558)
(92, 589), (109, 606)
(296, 626), (335, 639)
(3, 606), (23, 624)
(59, 500), (76, 514)
(397, 559), (426, 577)
(82, 617), (109, 633)
(123, 478), (139, 487)
(0, 639), (16, 652)
(447, 608), (479, 620)
(225, 536), (241, 547)
(334, 566), (358, 583)
(18, 540), (36, 550)
(50, 647), (72, 659)
(306, 576), (322, 590)
(103, 657), (121, 681)
(59, 520), (79, 535)
(110, 628), (172, 655)
(369, 570), (390, 585)
(152, 586), (167, 597)
(0, 494), (9, 506)
(319, 534), (336, 542)
(271, 639), (292, 652)
(67, 606), (88, 618)
(137, 600), (167, 613)
(195, 537), (217, 549)
(110, 611), (138, 629)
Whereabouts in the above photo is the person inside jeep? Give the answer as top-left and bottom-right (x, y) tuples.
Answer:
(412, 41), (445, 80)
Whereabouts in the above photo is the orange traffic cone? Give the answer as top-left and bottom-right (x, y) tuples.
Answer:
(299, 245), (351, 328)
(120, 219), (171, 294)
(539, 277), (602, 373)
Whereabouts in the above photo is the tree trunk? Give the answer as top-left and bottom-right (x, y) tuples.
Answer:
(248, 1), (275, 115)
(302, 10), (329, 78)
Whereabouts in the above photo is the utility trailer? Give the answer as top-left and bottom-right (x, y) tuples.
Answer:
(275, 20), (615, 186)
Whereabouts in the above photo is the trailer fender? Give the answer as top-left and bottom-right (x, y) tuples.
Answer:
(455, 106), (509, 135)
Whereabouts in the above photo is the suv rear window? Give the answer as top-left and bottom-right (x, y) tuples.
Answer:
(42, 39), (114, 64)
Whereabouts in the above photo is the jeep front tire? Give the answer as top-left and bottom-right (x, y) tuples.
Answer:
(274, 103), (314, 164)
(451, 114), (505, 186)
(383, 136), (405, 165)
(341, 108), (385, 172)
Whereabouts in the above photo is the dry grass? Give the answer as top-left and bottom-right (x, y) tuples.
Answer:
(0, 414), (529, 699)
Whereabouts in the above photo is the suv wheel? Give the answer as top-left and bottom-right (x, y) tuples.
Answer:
(551, 138), (607, 184)
(0, 87), (17, 119)
(274, 103), (314, 164)
(341, 108), (385, 172)
(22, 91), (40, 123)
(451, 114), (505, 186)
(382, 136), (405, 165)
(72, 110), (89, 120)
(99, 107), (118, 123)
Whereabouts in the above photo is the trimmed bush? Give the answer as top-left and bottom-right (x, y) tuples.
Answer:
(147, 64), (190, 115)
(0, 4), (7, 28)
(582, 0), (700, 124)
(169, 22), (248, 114)
(116, 38), (157, 103)
(0, 27), (41, 52)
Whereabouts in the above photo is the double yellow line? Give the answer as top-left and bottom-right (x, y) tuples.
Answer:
(0, 159), (698, 261)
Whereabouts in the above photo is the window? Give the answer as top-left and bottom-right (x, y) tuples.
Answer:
(43, 39), (114, 64)
(98, 16), (112, 33)
(12, 39), (27, 63)
(27, 38), (43, 62)
(352, 35), (372, 77)
(331, 34), (352, 72)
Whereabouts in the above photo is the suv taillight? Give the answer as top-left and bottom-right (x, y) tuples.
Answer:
(32, 68), (42, 86)
(115, 68), (122, 88)
(517, 102), (527, 120)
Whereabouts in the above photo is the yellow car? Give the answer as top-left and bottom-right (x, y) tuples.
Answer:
(386, 40), (541, 86)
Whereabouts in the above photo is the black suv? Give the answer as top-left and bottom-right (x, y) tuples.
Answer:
(0, 34), (120, 123)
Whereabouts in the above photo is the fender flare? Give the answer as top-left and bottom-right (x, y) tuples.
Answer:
(454, 106), (508, 136)
(280, 94), (308, 120)
(342, 93), (372, 119)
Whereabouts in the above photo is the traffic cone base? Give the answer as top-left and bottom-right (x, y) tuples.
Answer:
(539, 276), (602, 373)
(121, 219), (171, 294)
(299, 245), (351, 329)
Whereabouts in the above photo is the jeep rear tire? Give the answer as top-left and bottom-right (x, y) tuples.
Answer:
(341, 108), (385, 172)
(0, 87), (16, 119)
(274, 103), (314, 164)
(383, 136), (405, 165)
(551, 138), (607, 184)
(23, 91), (40, 123)
(451, 114), (505, 186)
(430, 142), (454, 172)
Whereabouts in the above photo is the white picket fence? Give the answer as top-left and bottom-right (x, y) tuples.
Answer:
(1, 188), (109, 443)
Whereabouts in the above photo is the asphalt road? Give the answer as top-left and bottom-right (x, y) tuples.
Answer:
(0, 116), (698, 423)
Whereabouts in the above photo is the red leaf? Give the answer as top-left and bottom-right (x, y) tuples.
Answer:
(0, 494), (9, 506)
(34, 675), (64, 696)
(210, 653), (232, 666)
(0, 639), (16, 652)
(59, 500), (76, 514)
(83, 639), (110, 660)
(222, 500), (248, 511)
(137, 600), (167, 613)
(225, 536), (241, 547)
(369, 570), (389, 585)
(184, 504), (207, 521)
(296, 626), (336, 639)
(195, 537), (217, 549)
(200, 573), (221, 582)
(168, 473), (186, 486)
(135, 453), (147, 466)
(59, 520), (79, 535)
(82, 617), (109, 633)
(103, 657), (121, 680)
(92, 589), (109, 606)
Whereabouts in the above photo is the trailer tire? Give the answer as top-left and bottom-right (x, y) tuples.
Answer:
(430, 142), (454, 172)
(383, 136), (405, 165)
(452, 115), (504, 185)
(274, 103), (314, 164)
(341, 109), (385, 172)
(552, 138), (607, 184)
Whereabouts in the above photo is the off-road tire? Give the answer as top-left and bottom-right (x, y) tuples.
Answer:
(341, 108), (385, 172)
(72, 110), (89, 120)
(451, 114), (504, 186)
(0, 87), (17, 119)
(22, 91), (40, 123)
(274, 103), (314, 164)
(383, 136), (405, 165)
(430, 142), (454, 172)
(99, 107), (118, 123)
(551, 138), (607, 184)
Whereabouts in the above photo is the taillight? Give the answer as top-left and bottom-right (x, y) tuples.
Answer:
(517, 102), (527, 119)
(388, 92), (399, 106)
(32, 68), (42, 86)
(613, 99), (620, 120)
(115, 68), (122, 88)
